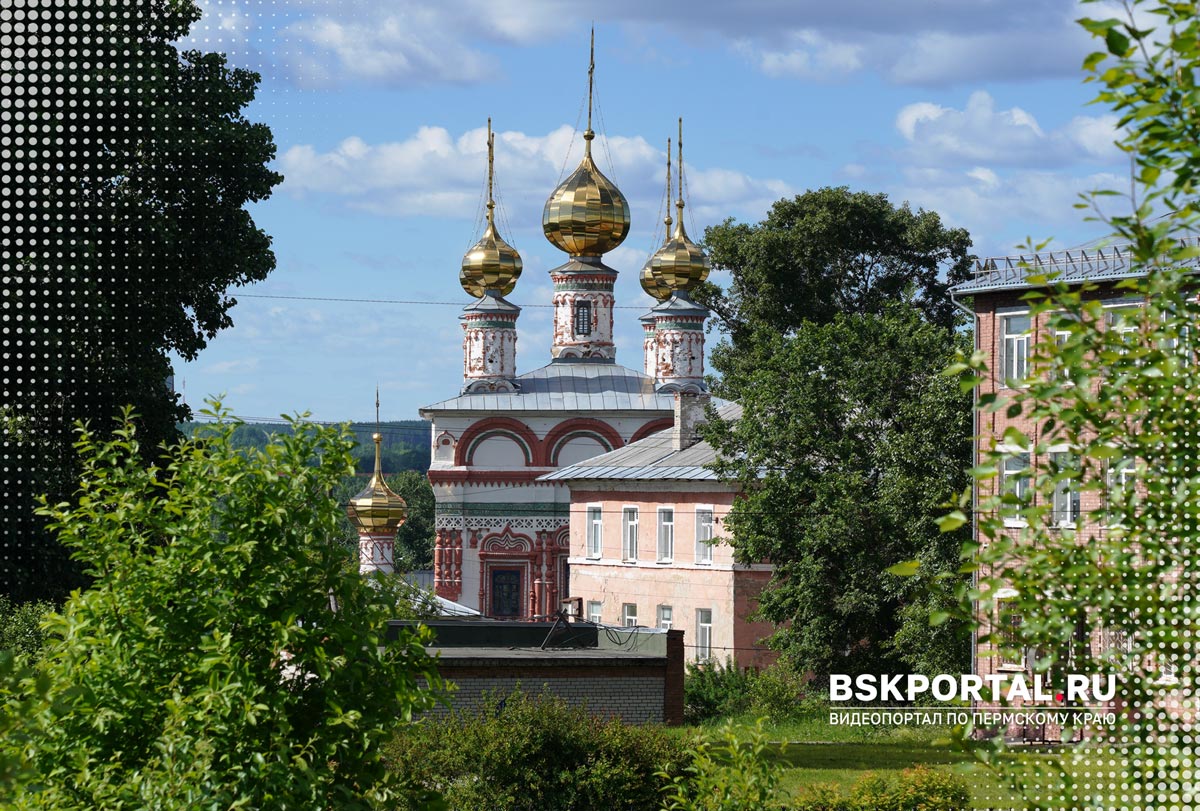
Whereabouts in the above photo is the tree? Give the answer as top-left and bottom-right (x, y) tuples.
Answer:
(0, 404), (444, 809)
(932, 1), (1200, 805)
(696, 187), (973, 391)
(707, 302), (973, 678)
(2, 0), (281, 602)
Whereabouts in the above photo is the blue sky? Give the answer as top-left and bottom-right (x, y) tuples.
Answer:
(175, 0), (1134, 423)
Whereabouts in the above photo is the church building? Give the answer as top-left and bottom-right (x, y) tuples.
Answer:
(419, 43), (716, 620)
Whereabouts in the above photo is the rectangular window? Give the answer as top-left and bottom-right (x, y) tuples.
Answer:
(695, 508), (714, 564)
(1001, 313), (1031, 386)
(586, 600), (602, 625)
(622, 507), (639, 562)
(657, 507), (675, 562)
(696, 608), (713, 661)
(586, 506), (602, 558)
(622, 603), (638, 628)
(1107, 305), (1139, 340)
(657, 604), (673, 631)
(1050, 452), (1080, 527)
(574, 301), (593, 336)
(1106, 457), (1136, 526)
(998, 605), (1025, 670)
(1001, 452), (1031, 525)
(1054, 330), (1072, 381)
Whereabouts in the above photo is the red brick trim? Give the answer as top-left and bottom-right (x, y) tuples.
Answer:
(428, 469), (552, 485)
(544, 418), (624, 466)
(630, 418), (674, 443)
(455, 417), (541, 467)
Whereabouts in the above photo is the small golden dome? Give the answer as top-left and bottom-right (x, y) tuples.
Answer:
(646, 119), (710, 294)
(346, 433), (408, 535)
(461, 220), (522, 297)
(640, 255), (673, 301)
(461, 120), (522, 298)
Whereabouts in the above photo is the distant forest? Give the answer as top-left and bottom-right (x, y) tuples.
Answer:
(178, 419), (432, 475)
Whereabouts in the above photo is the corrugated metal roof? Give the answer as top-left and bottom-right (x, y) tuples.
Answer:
(951, 237), (1200, 296)
(421, 361), (678, 414)
(541, 402), (741, 482)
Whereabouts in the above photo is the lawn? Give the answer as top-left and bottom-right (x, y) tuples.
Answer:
(682, 714), (1126, 810)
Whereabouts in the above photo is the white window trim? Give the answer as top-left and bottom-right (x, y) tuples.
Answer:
(995, 590), (1026, 672)
(657, 604), (673, 631)
(996, 443), (1030, 528)
(657, 507), (675, 563)
(694, 505), (715, 564)
(999, 309), (1032, 390)
(1048, 444), (1080, 530)
(621, 505), (639, 563)
(586, 600), (602, 625)
(585, 503), (603, 559)
(696, 608), (713, 661)
(621, 603), (638, 628)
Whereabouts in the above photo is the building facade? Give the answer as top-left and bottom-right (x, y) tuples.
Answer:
(544, 397), (777, 669)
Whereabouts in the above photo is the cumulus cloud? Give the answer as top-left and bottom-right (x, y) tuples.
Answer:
(278, 124), (792, 226)
(736, 30), (863, 80)
(895, 91), (1120, 168)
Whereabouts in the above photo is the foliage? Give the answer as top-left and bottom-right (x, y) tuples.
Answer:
(684, 658), (756, 724)
(0, 598), (54, 662)
(748, 664), (822, 721)
(695, 187), (973, 390)
(791, 766), (970, 811)
(0, 404), (444, 809)
(331, 469), (437, 571)
(3, 0), (281, 602)
(706, 302), (973, 678)
(384, 689), (687, 811)
(925, 1), (1200, 805)
(659, 720), (783, 811)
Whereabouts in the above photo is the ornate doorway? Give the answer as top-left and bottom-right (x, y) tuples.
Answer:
(490, 569), (522, 618)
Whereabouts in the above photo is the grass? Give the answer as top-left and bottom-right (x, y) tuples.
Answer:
(681, 713), (1126, 810)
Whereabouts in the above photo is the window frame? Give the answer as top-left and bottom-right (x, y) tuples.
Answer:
(586, 600), (602, 625)
(657, 604), (673, 631)
(621, 506), (639, 563)
(998, 446), (1031, 528)
(1049, 448), (1081, 529)
(586, 504), (603, 559)
(995, 590), (1026, 672)
(621, 602), (638, 628)
(696, 608), (713, 661)
(657, 507), (675, 563)
(574, 300), (593, 336)
(1000, 311), (1032, 388)
(695, 506), (714, 564)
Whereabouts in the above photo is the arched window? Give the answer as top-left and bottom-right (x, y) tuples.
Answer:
(574, 301), (593, 336)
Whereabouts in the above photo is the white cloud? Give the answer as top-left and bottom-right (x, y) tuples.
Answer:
(278, 124), (792, 226)
(737, 30), (863, 80)
(895, 91), (1120, 168)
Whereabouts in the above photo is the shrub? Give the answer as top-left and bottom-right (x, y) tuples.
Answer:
(0, 597), (54, 661)
(659, 719), (783, 811)
(684, 658), (755, 723)
(792, 766), (969, 811)
(384, 689), (688, 811)
(748, 663), (822, 720)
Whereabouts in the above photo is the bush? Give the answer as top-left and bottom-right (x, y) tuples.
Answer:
(384, 689), (688, 810)
(748, 663), (823, 720)
(0, 597), (54, 661)
(793, 766), (970, 811)
(660, 719), (783, 811)
(684, 658), (756, 724)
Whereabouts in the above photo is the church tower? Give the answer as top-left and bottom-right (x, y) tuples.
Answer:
(642, 119), (712, 392)
(460, 119), (523, 393)
(347, 391), (408, 574)
(542, 29), (631, 361)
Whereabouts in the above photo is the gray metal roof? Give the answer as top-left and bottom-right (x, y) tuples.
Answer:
(951, 237), (1200, 296)
(541, 402), (742, 482)
(421, 361), (678, 414)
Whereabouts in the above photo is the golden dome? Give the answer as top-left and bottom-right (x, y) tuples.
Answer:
(346, 433), (408, 535)
(461, 120), (522, 298)
(541, 29), (630, 258)
(646, 119), (710, 294)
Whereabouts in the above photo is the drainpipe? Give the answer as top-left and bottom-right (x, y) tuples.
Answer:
(950, 289), (980, 696)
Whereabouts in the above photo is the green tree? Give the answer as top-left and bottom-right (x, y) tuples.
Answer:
(706, 302), (973, 678)
(931, 1), (1200, 805)
(0, 404), (444, 809)
(3, 0), (281, 602)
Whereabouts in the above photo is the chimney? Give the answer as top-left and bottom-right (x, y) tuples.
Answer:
(672, 392), (710, 451)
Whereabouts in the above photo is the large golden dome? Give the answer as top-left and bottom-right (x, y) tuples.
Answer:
(542, 141), (631, 257)
(346, 433), (408, 535)
(461, 120), (522, 298)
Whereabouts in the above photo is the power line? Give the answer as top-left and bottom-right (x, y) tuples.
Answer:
(234, 293), (651, 310)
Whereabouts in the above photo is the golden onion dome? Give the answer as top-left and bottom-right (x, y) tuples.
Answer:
(542, 143), (631, 257)
(646, 119), (710, 294)
(461, 219), (522, 297)
(461, 119), (522, 298)
(346, 433), (408, 535)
